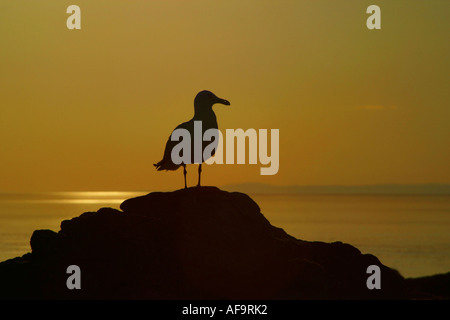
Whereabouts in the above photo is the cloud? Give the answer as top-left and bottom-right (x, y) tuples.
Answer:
(355, 105), (398, 111)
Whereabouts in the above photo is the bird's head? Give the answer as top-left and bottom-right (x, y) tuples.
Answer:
(194, 90), (230, 112)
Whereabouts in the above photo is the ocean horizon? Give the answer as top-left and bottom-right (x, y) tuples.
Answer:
(0, 191), (449, 279)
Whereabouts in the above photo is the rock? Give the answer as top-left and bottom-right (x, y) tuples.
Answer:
(405, 272), (450, 299)
(30, 229), (60, 257)
(0, 187), (417, 299)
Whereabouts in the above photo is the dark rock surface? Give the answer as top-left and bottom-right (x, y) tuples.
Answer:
(406, 272), (450, 299)
(0, 187), (442, 299)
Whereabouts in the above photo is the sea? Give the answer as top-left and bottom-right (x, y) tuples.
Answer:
(0, 192), (449, 278)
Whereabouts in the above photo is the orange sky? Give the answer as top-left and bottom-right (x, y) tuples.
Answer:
(0, 1), (449, 192)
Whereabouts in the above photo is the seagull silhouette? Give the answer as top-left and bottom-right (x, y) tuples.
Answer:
(154, 90), (230, 189)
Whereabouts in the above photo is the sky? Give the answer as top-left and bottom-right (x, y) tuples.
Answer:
(0, 0), (449, 192)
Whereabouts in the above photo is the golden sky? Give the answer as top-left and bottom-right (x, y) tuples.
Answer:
(0, 0), (449, 192)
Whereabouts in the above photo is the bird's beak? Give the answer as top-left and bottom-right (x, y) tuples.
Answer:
(216, 98), (230, 106)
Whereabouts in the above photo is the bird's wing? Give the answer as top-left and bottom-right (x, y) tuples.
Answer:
(156, 120), (194, 170)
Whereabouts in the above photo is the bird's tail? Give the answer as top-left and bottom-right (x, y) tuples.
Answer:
(153, 160), (163, 170)
(154, 159), (180, 171)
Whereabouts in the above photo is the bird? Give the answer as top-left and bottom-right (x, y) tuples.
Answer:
(154, 90), (230, 189)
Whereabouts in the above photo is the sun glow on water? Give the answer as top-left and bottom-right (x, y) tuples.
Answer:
(0, 191), (145, 204)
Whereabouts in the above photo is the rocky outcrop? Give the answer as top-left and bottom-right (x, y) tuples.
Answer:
(0, 187), (414, 299)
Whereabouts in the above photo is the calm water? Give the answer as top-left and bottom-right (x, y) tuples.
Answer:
(0, 192), (449, 278)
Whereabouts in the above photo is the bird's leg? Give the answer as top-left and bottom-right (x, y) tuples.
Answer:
(197, 164), (202, 187)
(183, 164), (187, 189)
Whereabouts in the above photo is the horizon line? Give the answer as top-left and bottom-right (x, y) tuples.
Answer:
(1, 182), (450, 195)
